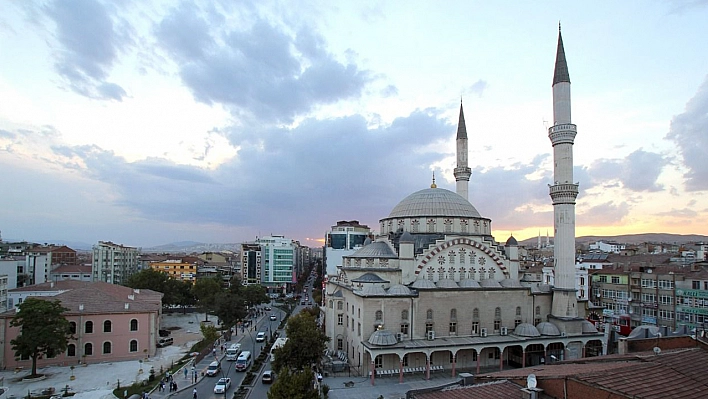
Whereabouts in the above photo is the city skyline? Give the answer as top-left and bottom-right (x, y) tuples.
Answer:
(1, 1), (707, 247)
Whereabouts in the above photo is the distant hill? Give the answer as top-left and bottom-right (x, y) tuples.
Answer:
(519, 233), (708, 247)
(142, 242), (241, 253)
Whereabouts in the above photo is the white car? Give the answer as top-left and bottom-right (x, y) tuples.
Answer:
(214, 377), (231, 394)
(256, 332), (266, 342)
(270, 314), (277, 321)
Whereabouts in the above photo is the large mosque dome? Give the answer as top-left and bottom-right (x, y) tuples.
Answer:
(387, 188), (481, 218)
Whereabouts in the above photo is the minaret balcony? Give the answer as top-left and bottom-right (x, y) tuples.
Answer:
(453, 167), (471, 180)
(548, 123), (577, 145)
(549, 183), (579, 204)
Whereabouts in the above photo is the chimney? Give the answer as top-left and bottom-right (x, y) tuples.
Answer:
(458, 372), (475, 386)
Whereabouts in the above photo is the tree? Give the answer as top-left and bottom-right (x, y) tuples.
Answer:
(243, 284), (269, 308)
(272, 312), (328, 373)
(267, 368), (319, 399)
(200, 323), (220, 346)
(192, 277), (223, 321)
(10, 298), (72, 377)
(214, 291), (247, 330)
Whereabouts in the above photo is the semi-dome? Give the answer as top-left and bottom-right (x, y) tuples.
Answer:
(581, 320), (599, 334)
(514, 323), (541, 337)
(436, 279), (459, 289)
(479, 279), (501, 288)
(368, 329), (398, 346)
(536, 322), (561, 336)
(361, 284), (387, 296)
(500, 278), (522, 288)
(351, 273), (389, 283)
(387, 284), (412, 295)
(386, 188), (482, 218)
(411, 279), (436, 289)
(458, 279), (481, 288)
(349, 241), (398, 258)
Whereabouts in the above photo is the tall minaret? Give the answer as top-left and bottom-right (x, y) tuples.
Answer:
(549, 25), (579, 318)
(454, 102), (472, 200)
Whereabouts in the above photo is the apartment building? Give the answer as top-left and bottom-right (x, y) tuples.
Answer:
(92, 241), (140, 285)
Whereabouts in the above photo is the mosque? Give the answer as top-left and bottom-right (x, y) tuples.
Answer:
(322, 27), (606, 383)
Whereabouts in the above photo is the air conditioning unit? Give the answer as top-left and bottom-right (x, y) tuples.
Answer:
(427, 331), (435, 340)
(480, 328), (488, 337)
(396, 333), (404, 342)
(500, 327), (508, 336)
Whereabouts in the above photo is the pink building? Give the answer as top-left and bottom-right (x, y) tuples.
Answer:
(0, 281), (162, 369)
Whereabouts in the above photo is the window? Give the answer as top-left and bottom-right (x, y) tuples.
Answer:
(375, 355), (383, 369)
(103, 320), (112, 333)
(402, 310), (409, 320)
(659, 295), (673, 305)
(402, 354), (409, 367)
(473, 308), (480, 320)
(425, 322), (434, 333)
(611, 276), (620, 284)
(337, 302), (343, 310)
(358, 323), (361, 336)
(599, 275), (608, 283)
(472, 322), (479, 335)
(337, 338), (343, 351)
(658, 280), (674, 290)
(129, 340), (138, 352)
(641, 279), (656, 288)
(337, 314), (343, 326)
(103, 342), (111, 354)
(85, 321), (94, 334)
(375, 310), (383, 322)
(67, 344), (76, 357)
(494, 320), (501, 331)
(450, 308), (457, 321)
(84, 343), (93, 356)
(693, 281), (701, 290)
(69, 322), (77, 334)
(449, 322), (457, 335)
(358, 308), (361, 318)
(400, 323), (409, 335)
(426, 309), (433, 320)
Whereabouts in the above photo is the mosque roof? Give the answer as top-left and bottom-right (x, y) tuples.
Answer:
(436, 279), (459, 289)
(367, 329), (398, 346)
(537, 322), (561, 336)
(457, 102), (467, 140)
(387, 284), (412, 295)
(351, 273), (389, 283)
(386, 187), (481, 219)
(553, 25), (571, 85)
(458, 279), (481, 288)
(411, 279), (436, 289)
(505, 235), (518, 246)
(514, 323), (541, 337)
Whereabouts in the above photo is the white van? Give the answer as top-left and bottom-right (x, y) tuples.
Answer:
(206, 361), (221, 377)
(235, 351), (252, 372)
(225, 343), (241, 360)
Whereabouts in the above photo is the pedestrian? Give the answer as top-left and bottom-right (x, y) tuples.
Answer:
(184, 367), (188, 379)
(173, 381), (178, 392)
(212, 347), (216, 356)
(193, 387), (198, 399)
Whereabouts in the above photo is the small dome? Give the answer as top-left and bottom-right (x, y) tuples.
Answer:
(363, 237), (372, 246)
(506, 235), (518, 246)
(367, 329), (398, 346)
(361, 285), (387, 296)
(458, 279), (481, 288)
(627, 325), (661, 340)
(500, 278), (522, 288)
(581, 320), (599, 334)
(387, 284), (412, 295)
(536, 322), (561, 336)
(349, 241), (398, 259)
(479, 279), (501, 288)
(436, 279), (459, 289)
(386, 188), (482, 219)
(514, 323), (541, 337)
(411, 279), (436, 289)
(400, 231), (414, 243)
(352, 273), (389, 283)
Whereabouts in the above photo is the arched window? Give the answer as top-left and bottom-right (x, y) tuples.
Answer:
(67, 344), (76, 357)
(535, 306), (541, 315)
(129, 340), (138, 352)
(450, 309), (457, 321)
(495, 307), (501, 320)
(130, 319), (138, 331)
(401, 310), (408, 320)
(375, 310), (383, 321)
(84, 343), (93, 356)
(426, 309), (433, 320)
(85, 321), (93, 334)
(516, 307), (522, 316)
(103, 320), (112, 333)
(103, 341), (111, 354)
(69, 322), (76, 334)
(473, 308), (479, 320)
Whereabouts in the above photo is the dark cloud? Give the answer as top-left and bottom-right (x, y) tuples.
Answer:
(45, 0), (129, 100)
(666, 76), (708, 191)
(587, 149), (668, 192)
(154, 9), (371, 123)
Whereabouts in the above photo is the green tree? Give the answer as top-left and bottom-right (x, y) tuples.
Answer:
(200, 323), (220, 346)
(272, 312), (328, 373)
(192, 277), (223, 321)
(243, 284), (269, 308)
(10, 298), (72, 377)
(267, 368), (319, 399)
(214, 291), (247, 330)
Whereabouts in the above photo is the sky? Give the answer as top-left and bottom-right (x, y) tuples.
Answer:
(1, 0), (708, 248)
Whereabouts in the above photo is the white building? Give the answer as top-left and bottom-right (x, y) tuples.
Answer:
(324, 220), (373, 278)
(589, 241), (626, 254)
(92, 241), (140, 285)
(241, 235), (296, 293)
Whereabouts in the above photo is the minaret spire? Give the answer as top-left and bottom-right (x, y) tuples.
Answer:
(553, 25), (571, 86)
(454, 101), (472, 200)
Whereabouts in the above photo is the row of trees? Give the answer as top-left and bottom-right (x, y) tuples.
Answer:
(268, 308), (329, 399)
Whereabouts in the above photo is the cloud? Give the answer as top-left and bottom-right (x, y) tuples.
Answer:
(587, 149), (668, 192)
(154, 8), (372, 123)
(580, 201), (631, 226)
(666, 75), (708, 191)
(468, 80), (488, 97)
(45, 0), (130, 100)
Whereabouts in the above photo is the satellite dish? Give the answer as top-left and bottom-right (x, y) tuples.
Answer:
(527, 374), (537, 389)
(653, 347), (661, 355)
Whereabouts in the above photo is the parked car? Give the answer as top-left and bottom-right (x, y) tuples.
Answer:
(270, 314), (277, 321)
(157, 337), (173, 348)
(264, 306), (272, 311)
(262, 370), (275, 384)
(256, 332), (266, 342)
(214, 377), (231, 393)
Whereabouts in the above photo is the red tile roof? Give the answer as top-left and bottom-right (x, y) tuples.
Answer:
(410, 380), (524, 399)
